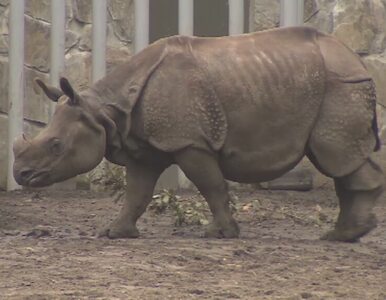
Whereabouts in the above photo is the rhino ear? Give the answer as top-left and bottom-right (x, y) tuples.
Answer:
(60, 77), (80, 105)
(35, 78), (63, 102)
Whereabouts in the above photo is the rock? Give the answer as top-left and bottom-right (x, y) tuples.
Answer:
(305, 0), (336, 33)
(24, 16), (51, 72)
(64, 51), (92, 90)
(73, 0), (92, 24)
(108, 0), (135, 45)
(79, 24), (92, 51)
(0, 34), (8, 54)
(25, 0), (51, 22)
(368, 0), (386, 54)
(0, 4), (8, 35)
(65, 29), (80, 52)
(300, 292), (313, 299)
(0, 113), (8, 189)
(364, 55), (386, 107)
(304, 0), (318, 21)
(0, 57), (8, 113)
(332, 0), (377, 54)
(26, 226), (51, 238)
(24, 68), (50, 124)
(249, 0), (280, 32)
(25, 16), (79, 73)
(1, 229), (20, 236)
(377, 105), (386, 143)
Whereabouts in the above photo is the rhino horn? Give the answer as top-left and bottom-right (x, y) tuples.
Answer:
(35, 78), (63, 102)
(60, 77), (80, 106)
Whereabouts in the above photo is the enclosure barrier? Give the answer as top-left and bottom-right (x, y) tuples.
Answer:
(50, 0), (65, 116)
(178, 0), (194, 36)
(7, 0), (25, 191)
(92, 0), (107, 83)
(6, 0), (303, 191)
(281, 0), (304, 26)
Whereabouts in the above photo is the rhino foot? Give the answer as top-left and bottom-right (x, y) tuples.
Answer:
(320, 215), (377, 243)
(204, 219), (240, 238)
(98, 223), (140, 239)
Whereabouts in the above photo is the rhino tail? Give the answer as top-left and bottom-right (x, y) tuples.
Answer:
(372, 110), (381, 152)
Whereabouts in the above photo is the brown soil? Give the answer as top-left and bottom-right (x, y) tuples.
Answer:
(0, 184), (385, 299)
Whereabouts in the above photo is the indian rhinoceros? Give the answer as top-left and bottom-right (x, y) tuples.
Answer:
(13, 26), (384, 242)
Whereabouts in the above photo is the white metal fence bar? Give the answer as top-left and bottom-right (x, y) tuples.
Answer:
(229, 0), (244, 35)
(177, 0), (194, 188)
(7, 0), (25, 191)
(134, 0), (149, 53)
(50, 0), (66, 115)
(92, 0), (107, 82)
(178, 0), (194, 35)
(280, 0), (304, 27)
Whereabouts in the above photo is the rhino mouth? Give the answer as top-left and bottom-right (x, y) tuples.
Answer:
(26, 171), (51, 187)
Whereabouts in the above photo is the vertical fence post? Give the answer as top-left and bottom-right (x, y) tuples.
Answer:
(92, 0), (107, 82)
(229, 0), (244, 35)
(134, 0), (149, 53)
(50, 0), (66, 115)
(280, 0), (304, 27)
(89, 0), (108, 191)
(297, 0), (304, 26)
(7, 0), (25, 191)
(178, 0), (194, 35)
(176, 0), (194, 188)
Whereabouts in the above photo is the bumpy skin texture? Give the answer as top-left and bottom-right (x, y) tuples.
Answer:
(13, 27), (384, 242)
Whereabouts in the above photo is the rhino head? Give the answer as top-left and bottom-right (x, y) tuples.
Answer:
(13, 78), (107, 187)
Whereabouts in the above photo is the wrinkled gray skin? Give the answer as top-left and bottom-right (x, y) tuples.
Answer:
(13, 27), (384, 242)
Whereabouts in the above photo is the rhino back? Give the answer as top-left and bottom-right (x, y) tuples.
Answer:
(189, 28), (326, 178)
(135, 28), (326, 155)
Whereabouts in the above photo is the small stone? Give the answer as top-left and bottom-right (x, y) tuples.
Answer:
(189, 289), (204, 295)
(2, 230), (20, 236)
(26, 227), (51, 238)
(301, 292), (313, 299)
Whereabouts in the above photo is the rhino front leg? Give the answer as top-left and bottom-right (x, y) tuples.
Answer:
(321, 159), (384, 242)
(175, 148), (240, 238)
(100, 159), (165, 239)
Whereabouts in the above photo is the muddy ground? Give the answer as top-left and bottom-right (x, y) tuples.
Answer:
(0, 182), (385, 300)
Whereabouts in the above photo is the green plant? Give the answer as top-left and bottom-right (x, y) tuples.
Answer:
(149, 190), (210, 226)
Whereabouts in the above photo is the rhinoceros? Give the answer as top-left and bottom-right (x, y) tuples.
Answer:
(13, 26), (384, 242)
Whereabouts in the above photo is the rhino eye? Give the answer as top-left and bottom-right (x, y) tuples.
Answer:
(50, 138), (64, 156)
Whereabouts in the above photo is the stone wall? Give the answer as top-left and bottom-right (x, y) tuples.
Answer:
(250, 0), (386, 173)
(1, 1), (386, 190)
(0, 0), (134, 190)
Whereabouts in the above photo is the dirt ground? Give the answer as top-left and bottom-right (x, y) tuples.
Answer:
(0, 182), (386, 300)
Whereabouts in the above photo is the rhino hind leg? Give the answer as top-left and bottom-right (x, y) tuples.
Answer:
(321, 159), (384, 242)
(175, 148), (240, 238)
